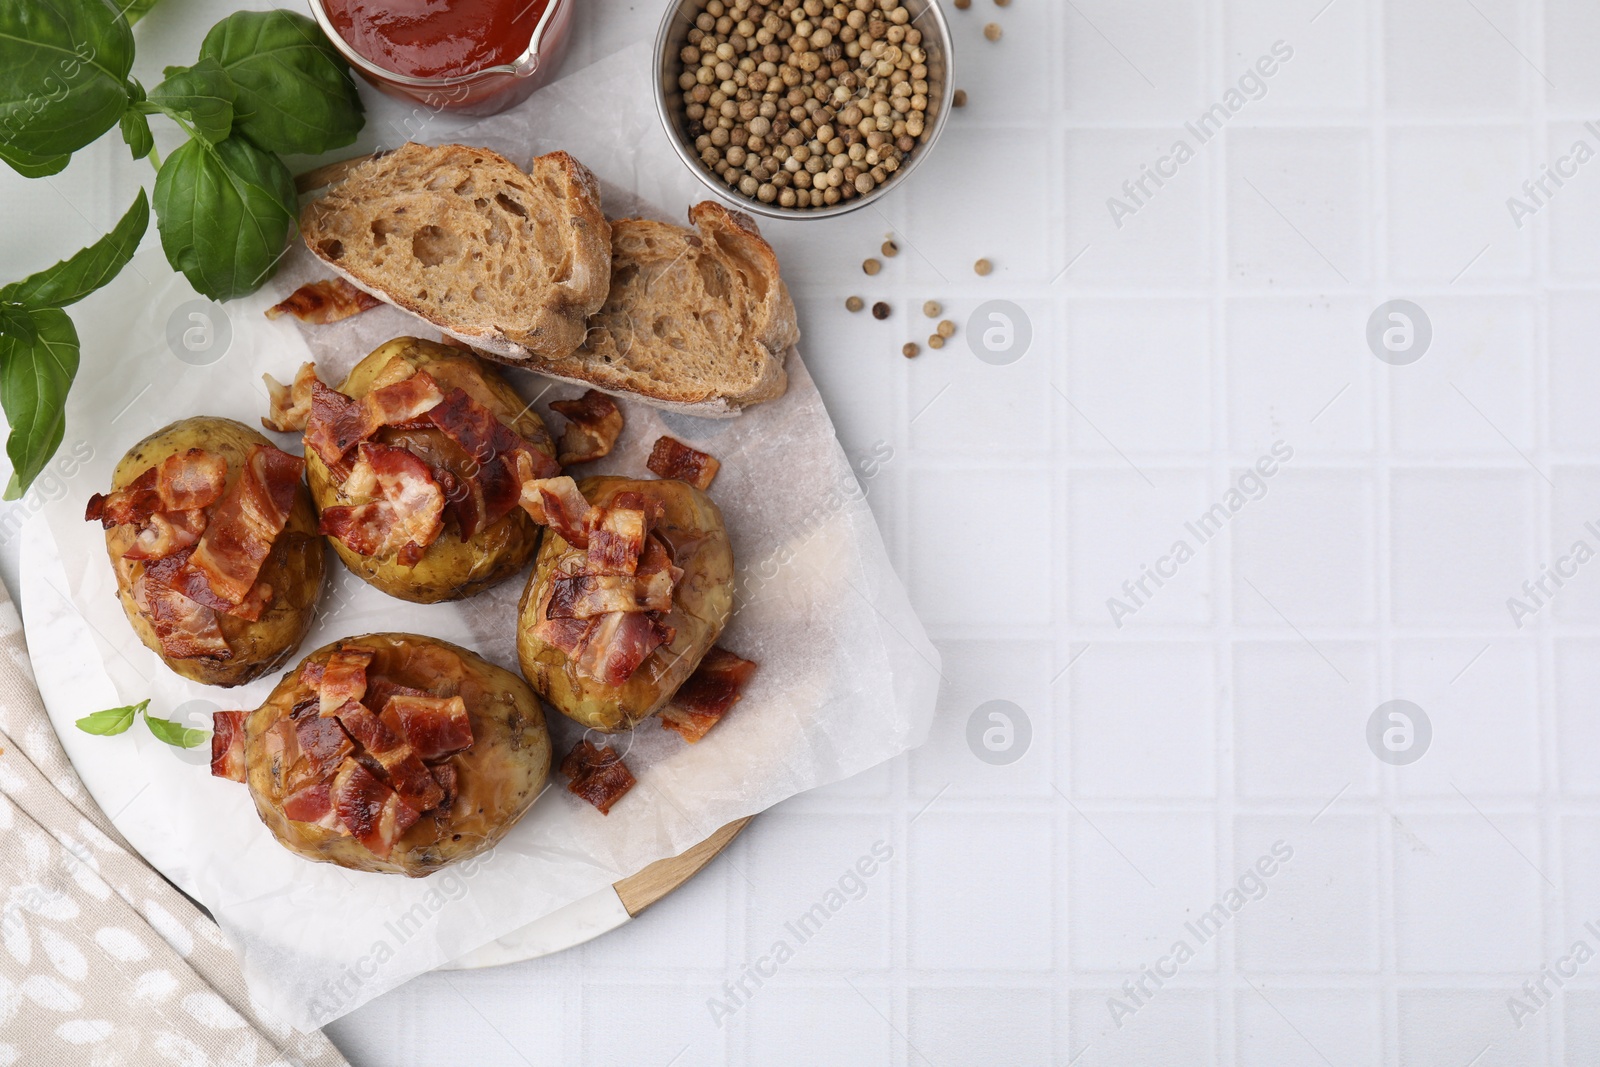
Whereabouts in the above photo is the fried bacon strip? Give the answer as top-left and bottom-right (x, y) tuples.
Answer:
(647, 436), (721, 491)
(572, 610), (674, 688)
(550, 390), (623, 465)
(86, 449), (227, 531)
(318, 442), (445, 564)
(380, 694), (473, 761)
(135, 549), (230, 661)
(265, 278), (381, 324)
(335, 700), (443, 815)
(262, 363), (322, 433)
(659, 647), (759, 744)
(427, 386), (557, 524)
(303, 374), (446, 475)
(178, 444), (301, 614)
(122, 509), (207, 562)
(294, 712), (355, 778)
(516, 471), (594, 548)
(317, 647), (374, 716)
(561, 740), (635, 815)
(330, 758), (419, 859)
(210, 710), (248, 781)
(546, 571), (676, 619)
(585, 492), (647, 576)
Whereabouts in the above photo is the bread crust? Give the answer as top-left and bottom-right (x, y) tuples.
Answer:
(525, 201), (796, 417)
(300, 144), (611, 363)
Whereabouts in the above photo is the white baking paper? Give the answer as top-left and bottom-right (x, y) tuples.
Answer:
(19, 42), (939, 1031)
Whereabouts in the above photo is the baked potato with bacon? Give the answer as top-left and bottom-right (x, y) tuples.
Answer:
(515, 476), (734, 732)
(87, 417), (324, 687)
(216, 633), (550, 877)
(293, 337), (559, 603)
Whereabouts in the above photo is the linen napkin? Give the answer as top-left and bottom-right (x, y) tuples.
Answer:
(0, 577), (348, 1066)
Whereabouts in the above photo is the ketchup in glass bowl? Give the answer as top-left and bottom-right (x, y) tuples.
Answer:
(308, 0), (573, 117)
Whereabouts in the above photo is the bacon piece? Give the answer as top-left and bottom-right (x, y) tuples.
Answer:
(647, 436), (721, 491)
(561, 741), (635, 815)
(282, 781), (336, 825)
(659, 648), (759, 744)
(123, 509), (208, 561)
(137, 550), (230, 661)
(428, 761), (458, 813)
(262, 362), (322, 433)
(86, 467), (160, 528)
(365, 679), (428, 713)
(318, 442), (445, 562)
(434, 465), (490, 541)
(266, 278), (381, 325)
(429, 387), (559, 524)
(572, 610), (672, 687)
(330, 758), (419, 858)
(335, 701), (443, 813)
(550, 390), (623, 465)
(317, 647), (374, 716)
(294, 712), (354, 776)
(359, 371), (445, 439)
(183, 444), (303, 609)
(156, 450), (228, 511)
(547, 571), (676, 618)
(380, 694), (473, 761)
(210, 711), (248, 781)
(516, 472), (593, 547)
(305, 381), (361, 471)
(586, 492), (648, 575)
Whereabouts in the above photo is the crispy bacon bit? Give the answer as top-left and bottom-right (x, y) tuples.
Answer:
(517, 473), (594, 547)
(305, 381), (360, 470)
(427, 387), (557, 524)
(137, 549), (231, 661)
(266, 278), (381, 325)
(330, 758), (419, 859)
(317, 647), (374, 716)
(560, 740), (636, 815)
(428, 761), (458, 813)
(572, 610), (673, 687)
(546, 571), (676, 618)
(647, 436), (721, 491)
(210, 711), (248, 781)
(86, 467), (159, 528)
(282, 781), (336, 825)
(358, 371), (444, 440)
(183, 444), (303, 608)
(550, 390), (624, 465)
(123, 509), (207, 561)
(156, 450), (228, 511)
(318, 442), (445, 562)
(586, 492), (648, 575)
(262, 363), (323, 433)
(335, 701), (443, 814)
(659, 648), (759, 744)
(295, 711), (355, 776)
(381, 694), (473, 761)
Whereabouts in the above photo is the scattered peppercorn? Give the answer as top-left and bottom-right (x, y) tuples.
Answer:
(954, 0), (970, 8)
(846, 295), (864, 312)
(927, 334), (945, 350)
(953, 89), (968, 107)
(984, 22), (1002, 41)
(937, 319), (956, 338)
(995, 0), (1011, 6)
(671, 0), (938, 211)
(872, 301), (891, 319)
(923, 300), (941, 317)
(974, 257), (993, 276)
(902, 342), (920, 358)
(863, 258), (882, 275)
(882, 239), (899, 257)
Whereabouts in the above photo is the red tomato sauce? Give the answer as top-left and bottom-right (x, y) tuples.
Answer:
(325, 0), (551, 79)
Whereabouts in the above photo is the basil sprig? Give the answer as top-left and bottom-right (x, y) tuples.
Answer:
(0, 2), (365, 495)
(75, 696), (211, 749)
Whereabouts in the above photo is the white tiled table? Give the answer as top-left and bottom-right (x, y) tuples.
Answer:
(5, 0), (1600, 1063)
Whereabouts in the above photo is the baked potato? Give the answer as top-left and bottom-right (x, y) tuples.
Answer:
(239, 633), (550, 877)
(517, 476), (734, 732)
(89, 416), (323, 687)
(304, 337), (557, 603)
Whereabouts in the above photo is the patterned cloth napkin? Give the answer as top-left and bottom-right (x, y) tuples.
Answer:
(0, 579), (348, 1066)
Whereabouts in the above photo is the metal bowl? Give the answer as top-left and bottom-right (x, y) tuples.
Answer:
(652, 0), (955, 220)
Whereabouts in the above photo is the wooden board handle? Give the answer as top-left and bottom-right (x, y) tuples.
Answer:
(613, 816), (753, 917)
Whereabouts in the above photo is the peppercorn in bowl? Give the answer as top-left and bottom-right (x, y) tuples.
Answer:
(654, 0), (954, 218)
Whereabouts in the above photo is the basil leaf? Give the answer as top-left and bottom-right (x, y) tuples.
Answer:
(75, 698), (147, 736)
(199, 10), (363, 157)
(0, 0), (136, 172)
(1, 188), (148, 308)
(148, 58), (234, 145)
(144, 712), (209, 749)
(116, 0), (161, 25)
(120, 107), (152, 160)
(154, 134), (295, 301)
(0, 305), (77, 498)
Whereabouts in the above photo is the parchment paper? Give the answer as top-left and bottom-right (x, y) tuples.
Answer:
(19, 43), (939, 1030)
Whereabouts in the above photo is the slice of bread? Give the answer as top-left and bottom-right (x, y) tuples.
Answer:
(300, 143), (611, 364)
(528, 202), (797, 418)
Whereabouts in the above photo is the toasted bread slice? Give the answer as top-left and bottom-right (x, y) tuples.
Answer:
(300, 143), (611, 363)
(529, 202), (797, 417)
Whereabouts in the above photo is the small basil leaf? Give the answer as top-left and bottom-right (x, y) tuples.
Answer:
(0, 143), (70, 179)
(120, 107), (153, 160)
(1, 189), (148, 308)
(145, 712), (209, 749)
(0, 0), (136, 171)
(0, 305), (78, 498)
(148, 58), (235, 145)
(75, 699), (147, 736)
(198, 10), (363, 156)
(154, 134), (296, 301)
